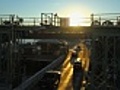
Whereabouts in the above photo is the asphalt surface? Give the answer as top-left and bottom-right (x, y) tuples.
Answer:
(58, 43), (90, 90)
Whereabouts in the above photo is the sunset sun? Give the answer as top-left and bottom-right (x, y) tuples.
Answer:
(69, 12), (84, 26)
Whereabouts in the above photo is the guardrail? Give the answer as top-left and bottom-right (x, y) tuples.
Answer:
(13, 55), (66, 90)
(91, 13), (120, 26)
(0, 13), (120, 27)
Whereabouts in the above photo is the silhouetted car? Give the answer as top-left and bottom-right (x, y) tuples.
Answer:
(73, 58), (83, 90)
(71, 50), (78, 58)
(73, 58), (82, 70)
(76, 45), (81, 51)
(74, 45), (81, 52)
(39, 70), (61, 89)
(71, 48), (78, 58)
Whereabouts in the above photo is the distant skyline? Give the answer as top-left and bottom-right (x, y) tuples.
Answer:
(0, 0), (120, 17)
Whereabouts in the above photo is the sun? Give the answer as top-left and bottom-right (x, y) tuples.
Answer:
(69, 12), (84, 26)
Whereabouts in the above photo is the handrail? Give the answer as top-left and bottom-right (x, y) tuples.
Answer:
(13, 55), (65, 90)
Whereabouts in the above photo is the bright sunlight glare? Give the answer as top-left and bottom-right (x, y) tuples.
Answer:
(69, 12), (84, 26)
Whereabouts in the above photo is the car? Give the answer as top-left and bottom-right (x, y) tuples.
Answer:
(73, 58), (82, 70)
(73, 58), (84, 90)
(39, 70), (61, 89)
(74, 45), (81, 52)
(71, 50), (78, 58)
(76, 45), (81, 51)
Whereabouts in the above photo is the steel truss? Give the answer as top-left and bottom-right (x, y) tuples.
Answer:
(0, 27), (23, 90)
(87, 35), (119, 90)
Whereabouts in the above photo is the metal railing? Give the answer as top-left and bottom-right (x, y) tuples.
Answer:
(13, 55), (65, 90)
(91, 13), (120, 26)
(0, 13), (120, 26)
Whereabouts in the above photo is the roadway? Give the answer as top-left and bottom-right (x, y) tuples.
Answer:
(14, 41), (90, 90)
(58, 50), (73, 90)
(58, 42), (90, 90)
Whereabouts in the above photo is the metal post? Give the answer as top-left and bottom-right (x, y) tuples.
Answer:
(91, 14), (94, 23)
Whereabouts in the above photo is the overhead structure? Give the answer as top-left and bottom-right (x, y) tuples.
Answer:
(91, 13), (120, 26)
(0, 13), (120, 90)
(40, 13), (60, 26)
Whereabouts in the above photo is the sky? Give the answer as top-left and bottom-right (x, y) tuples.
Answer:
(0, 0), (120, 17)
